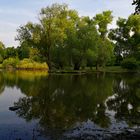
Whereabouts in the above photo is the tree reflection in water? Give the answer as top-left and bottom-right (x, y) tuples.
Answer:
(106, 73), (140, 127)
(0, 71), (140, 139)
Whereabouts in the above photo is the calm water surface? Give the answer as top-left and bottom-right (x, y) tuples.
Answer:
(0, 70), (140, 140)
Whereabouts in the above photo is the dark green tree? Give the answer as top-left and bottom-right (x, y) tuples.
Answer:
(66, 17), (99, 70)
(3, 47), (17, 59)
(132, 0), (140, 14)
(109, 18), (130, 65)
(94, 11), (114, 70)
(109, 14), (140, 64)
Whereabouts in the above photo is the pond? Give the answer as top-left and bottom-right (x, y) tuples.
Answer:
(0, 70), (140, 140)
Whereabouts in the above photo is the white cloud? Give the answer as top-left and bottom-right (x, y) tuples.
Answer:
(0, 32), (18, 47)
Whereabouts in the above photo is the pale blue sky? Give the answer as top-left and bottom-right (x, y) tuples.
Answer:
(0, 0), (135, 47)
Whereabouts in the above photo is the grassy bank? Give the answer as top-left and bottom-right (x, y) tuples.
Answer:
(0, 58), (139, 73)
(94, 66), (139, 73)
(49, 66), (140, 73)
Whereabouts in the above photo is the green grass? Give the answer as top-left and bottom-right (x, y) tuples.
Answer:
(98, 66), (128, 72)
(87, 66), (140, 73)
(103, 66), (140, 72)
(50, 66), (140, 73)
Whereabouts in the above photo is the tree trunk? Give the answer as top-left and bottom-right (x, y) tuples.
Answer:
(47, 45), (52, 70)
(74, 63), (80, 70)
(46, 53), (51, 70)
(96, 62), (99, 71)
(47, 61), (52, 70)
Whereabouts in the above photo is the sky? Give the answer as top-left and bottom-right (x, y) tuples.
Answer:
(0, 0), (135, 47)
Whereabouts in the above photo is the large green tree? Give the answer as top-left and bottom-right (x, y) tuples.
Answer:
(16, 4), (79, 70)
(94, 11), (114, 70)
(66, 17), (99, 70)
(127, 14), (140, 60)
(109, 18), (130, 65)
(94, 11), (113, 38)
(109, 14), (140, 63)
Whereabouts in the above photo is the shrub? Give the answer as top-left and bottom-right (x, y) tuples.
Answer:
(17, 58), (49, 70)
(2, 57), (19, 68)
(0, 55), (3, 64)
(121, 58), (139, 70)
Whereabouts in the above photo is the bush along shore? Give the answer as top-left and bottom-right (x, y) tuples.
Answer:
(0, 58), (140, 73)
(1, 58), (49, 71)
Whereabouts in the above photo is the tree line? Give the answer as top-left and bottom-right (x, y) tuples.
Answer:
(0, 3), (140, 70)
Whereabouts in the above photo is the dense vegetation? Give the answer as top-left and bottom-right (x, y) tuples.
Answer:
(0, 3), (140, 71)
(133, 0), (140, 14)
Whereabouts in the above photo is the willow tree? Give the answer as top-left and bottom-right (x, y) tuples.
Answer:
(66, 17), (99, 70)
(16, 3), (79, 69)
(109, 18), (130, 65)
(109, 14), (140, 61)
(93, 11), (114, 70)
(127, 14), (140, 60)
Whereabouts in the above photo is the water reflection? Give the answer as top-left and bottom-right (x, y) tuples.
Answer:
(0, 71), (140, 139)
(106, 74), (140, 127)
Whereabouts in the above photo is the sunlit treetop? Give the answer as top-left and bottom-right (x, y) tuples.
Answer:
(0, 41), (5, 49)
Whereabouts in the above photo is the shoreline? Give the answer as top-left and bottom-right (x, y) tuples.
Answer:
(0, 66), (140, 74)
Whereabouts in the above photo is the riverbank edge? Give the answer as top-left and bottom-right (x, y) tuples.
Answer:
(0, 66), (140, 73)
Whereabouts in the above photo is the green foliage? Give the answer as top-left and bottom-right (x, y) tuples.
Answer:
(13, 3), (139, 71)
(94, 11), (113, 38)
(128, 14), (140, 34)
(86, 49), (96, 68)
(3, 47), (17, 59)
(109, 14), (140, 66)
(29, 48), (41, 62)
(0, 41), (5, 61)
(0, 41), (5, 49)
(132, 0), (140, 14)
(109, 17), (129, 64)
(2, 57), (19, 68)
(66, 17), (99, 70)
(15, 4), (115, 70)
(93, 11), (114, 70)
(0, 55), (3, 64)
(96, 38), (114, 67)
(16, 3), (79, 69)
(51, 46), (68, 69)
(17, 59), (49, 70)
(121, 58), (139, 70)
(16, 42), (30, 59)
